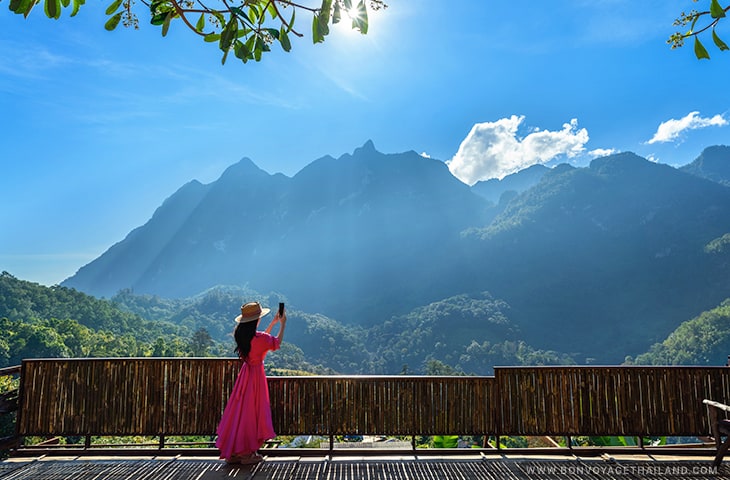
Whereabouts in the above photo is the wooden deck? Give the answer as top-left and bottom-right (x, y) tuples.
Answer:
(1, 454), (728, 479)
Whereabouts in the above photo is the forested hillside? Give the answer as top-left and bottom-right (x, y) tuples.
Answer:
(632, 298), (730, 366)
(0, 272), (577, 374)
(6, 271), (730, 373)
(0, 272), (222, 368)
(115, 286), (577, 374)
(366, 292), (574, 375)
(0, 273), (335, 373)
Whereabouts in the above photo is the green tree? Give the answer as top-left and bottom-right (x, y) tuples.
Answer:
(189, 327), (213, 357)
(634, 299), (730, 365)
(150, 336), (189, 357)
(423, 359), (464, 376)
(669, 0), (730, 59)
(5, 0), (386, 65)
(431, 435), (458, 448)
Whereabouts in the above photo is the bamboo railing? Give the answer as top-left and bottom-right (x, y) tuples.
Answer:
(16, 358), (240, 436)
(10, 359), (730, 446)
(268, 375), (496, 436)
(495, 366), (730, 437)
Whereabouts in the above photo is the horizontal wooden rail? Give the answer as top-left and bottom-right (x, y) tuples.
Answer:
(0, 365), (21, 377)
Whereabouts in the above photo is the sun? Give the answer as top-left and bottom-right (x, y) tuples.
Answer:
(330, 1), (385, 38)
(332, 14), (367, 37)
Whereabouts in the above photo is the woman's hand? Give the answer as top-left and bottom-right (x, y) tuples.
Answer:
(276, 311), (287, 343)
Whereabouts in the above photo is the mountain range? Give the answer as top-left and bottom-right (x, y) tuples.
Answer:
(62, 143), (730, 365)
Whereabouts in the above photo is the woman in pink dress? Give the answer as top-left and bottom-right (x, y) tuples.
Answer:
(216, 301), (287, 464)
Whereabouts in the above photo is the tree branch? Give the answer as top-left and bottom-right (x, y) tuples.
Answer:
(169, 0), (207, 36)
(267, 0), (304, 37)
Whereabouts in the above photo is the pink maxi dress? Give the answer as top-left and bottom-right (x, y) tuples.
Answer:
(216, 331), (281, 459)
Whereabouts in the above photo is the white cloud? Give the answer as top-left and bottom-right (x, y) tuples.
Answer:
(446, 115), (589, 185)
(589, 148), (618, 158)
(647, 111), (728, 144)
(420, 152), (431, 158)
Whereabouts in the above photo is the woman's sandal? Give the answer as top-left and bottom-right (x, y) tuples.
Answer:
(225, 452), (263, 465)
(239, 453), (263, 464)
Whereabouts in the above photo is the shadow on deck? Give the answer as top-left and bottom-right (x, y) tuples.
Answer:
(1, 454), (728, 480)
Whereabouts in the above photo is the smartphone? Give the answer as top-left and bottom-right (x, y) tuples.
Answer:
(278, 302), (285, 316)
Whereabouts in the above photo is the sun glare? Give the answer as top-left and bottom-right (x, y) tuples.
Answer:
(331, 2), (385, 38)
(333, 15), (365, 37)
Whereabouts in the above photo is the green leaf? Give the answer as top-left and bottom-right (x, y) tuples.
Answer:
(332, 1), (340, 24)
(254, 35), (264, 61)
(60, 0), (69, 9)
(104, 11), (122, 30)
(312, 14), (323, 43)
(245, 34), (256, 53)
(9, 0), (34, 15)
(161, 11), (172, 36)
(286, 8), (295, 33)
(149, 0), (161, 14)
(247, 4), (258, 23)
(694, 36), (711, 59)
(265, 2), (276, 21)
(105, 0), (121, 15)
(220, 16), (238, 51)
(203, 32), (220, 42)
(265, 27), (279, 40)
(343, 0), (351, 9)
(195, 13), (205, 32)
(352, 0), (367, 34)
(352, 0), (368, 35)
(690, 13), (700, 32)
(313, 0), (331, 39)
(710, 0), (726, 18)
(234, 39), (251, 60)
(713, 29), (729, 50)
(320, 0), (332, 21)
(221, 48), (229, 65)
(70, 0), (84, 17)
(9, 0), (23, 13)
(359, 0), (368, 33)
(280, 26), (291, 52)
(43, 0), (61, 19)
(150, 13), (167, 25)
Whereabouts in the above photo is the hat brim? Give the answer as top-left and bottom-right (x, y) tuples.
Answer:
(235, 307), (271, 323)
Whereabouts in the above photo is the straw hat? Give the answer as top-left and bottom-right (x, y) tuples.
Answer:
(235, 302), (270, 323)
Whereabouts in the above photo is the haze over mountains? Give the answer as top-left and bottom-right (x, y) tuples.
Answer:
(62, 143), (730, 365)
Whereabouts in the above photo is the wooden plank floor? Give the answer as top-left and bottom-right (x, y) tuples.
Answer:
(1, 455), (729, 480)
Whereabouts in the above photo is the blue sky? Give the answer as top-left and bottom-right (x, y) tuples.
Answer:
(1, 0), (729, 287)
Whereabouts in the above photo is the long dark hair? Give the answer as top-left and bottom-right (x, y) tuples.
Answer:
(234, 321), (258, 360)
